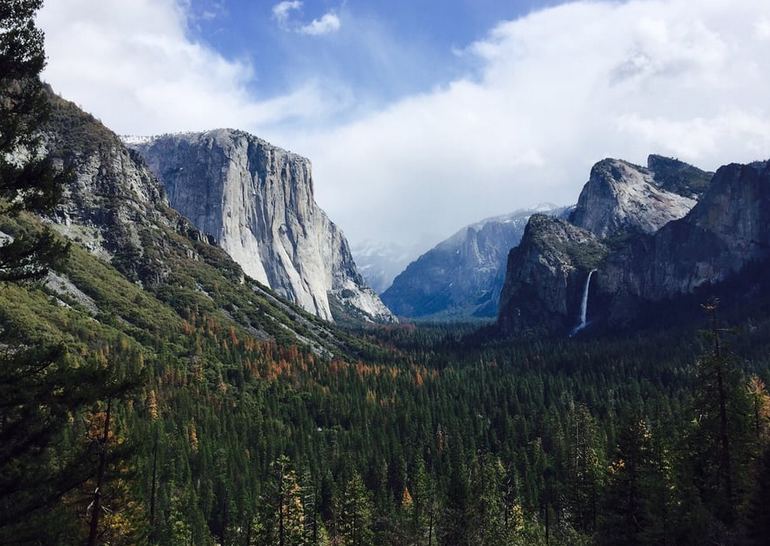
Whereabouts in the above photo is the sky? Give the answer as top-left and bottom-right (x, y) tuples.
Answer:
(37, 0), (770, 253)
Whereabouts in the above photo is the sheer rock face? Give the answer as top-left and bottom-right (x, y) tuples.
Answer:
(382, 207), (566, 320)
(602, 160), (770, 303)
(497, 215), (607, 335)
(39, 91), (358, 354)
(129, 130), (395, 324)
(498, 156), (770, 335)
(569, 158), (697, 238)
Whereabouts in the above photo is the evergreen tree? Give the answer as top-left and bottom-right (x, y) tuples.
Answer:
(745, 445), (770, 545)
(300, 466), (321, 546)
(0, 2), (88, 541)
(0, 0), (68, 282)
(335, 471), (374, 546)
(410, 458), (435, 546)
(259, 455), (305, 546)
(564, 403), (603, 534)
(746, 376), (770, 442)
(691, 301), (752, 529)
(597, 418), (655, 546)
(440, 458), (469, 546)
(467, 455), (511, 546)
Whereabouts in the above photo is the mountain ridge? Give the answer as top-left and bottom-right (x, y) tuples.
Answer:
(497, 154), (770, 336)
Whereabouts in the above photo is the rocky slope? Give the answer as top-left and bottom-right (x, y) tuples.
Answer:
(382, 207), (565, 320)
(569, 158), (699, 238)
(127, 130), (394, 324)
(38, 89), (365, 353)
(498, 155), (770, 336)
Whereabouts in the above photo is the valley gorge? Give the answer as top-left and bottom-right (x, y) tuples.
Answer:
(5, 2), (770, 543)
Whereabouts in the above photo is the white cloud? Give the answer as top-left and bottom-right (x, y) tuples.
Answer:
(298, 0), (770, 247)
(757, 18), (770, 40)
(272, 0), (302, 27)
(272, 1), (340, 36)
(37, 0), (345, 136)
(299, 12), (341, 36)
(37, 0), (770, 251)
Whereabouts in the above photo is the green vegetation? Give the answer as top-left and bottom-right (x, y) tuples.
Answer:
(5, 235), (770, 544)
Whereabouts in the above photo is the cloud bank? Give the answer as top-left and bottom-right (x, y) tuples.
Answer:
(302, 0), (770, 247)
(38, 0), (770, 251)
(38, 0), (344, 137)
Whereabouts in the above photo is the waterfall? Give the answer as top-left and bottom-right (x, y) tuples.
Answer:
(571, 269), (596, 336)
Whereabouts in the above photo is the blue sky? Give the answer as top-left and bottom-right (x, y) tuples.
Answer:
(184, 0), (560, 110)
(38, 0), (770, 251)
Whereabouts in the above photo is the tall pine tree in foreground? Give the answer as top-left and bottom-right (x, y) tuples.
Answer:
(690, 301), (752, 534)
(0, 0), (67, 281)
(0, 1), (127, 542)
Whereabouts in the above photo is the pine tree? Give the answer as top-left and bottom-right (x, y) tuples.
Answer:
(564, 403), (603, 534)
(258, 455), (305, 546)
(300, 466), (321, 546)
(597, 418), (655, 546)
(467, 455), (511, 546)
(745, 445), (770, 545)
(743, 377), (770, 544)
(335, 471), (374, 546)
(440, 458), (469, 546)
(0, 0), (69, 282)
(746, 376), (770, 442)
(691, 301), (752, 529)
(411, 458), (435, 546)
(0, 2), (89, 541)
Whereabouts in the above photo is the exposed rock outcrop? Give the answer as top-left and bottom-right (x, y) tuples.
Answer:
(128, 130), (395, 324)
(569, 158), (698, 238)
(44, 92), (175, 285)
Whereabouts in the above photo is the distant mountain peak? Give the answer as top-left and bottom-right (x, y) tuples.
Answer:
(382, 206), (566, 320)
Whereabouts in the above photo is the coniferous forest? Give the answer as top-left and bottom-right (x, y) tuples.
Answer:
(4, 2), (770, 545)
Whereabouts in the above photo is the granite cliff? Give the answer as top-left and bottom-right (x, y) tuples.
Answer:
(37, 89), (363, 353)
(497, 215), (607, 335)
(128, 130), (395, 324)
(569, 158), (700, 238)
(495, 155), (770, 336)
